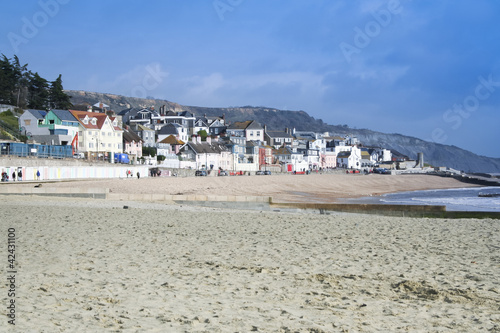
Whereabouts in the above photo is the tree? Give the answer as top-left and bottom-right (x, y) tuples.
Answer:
(0, 55), (15, 104)
(12, 55), (29, 108)
(0, 54), (29, 107)
(197, 129), (208, 141)
(142, 146), (157, 157)
(49, 74), (72, 109)
(27, 72), (49, 109)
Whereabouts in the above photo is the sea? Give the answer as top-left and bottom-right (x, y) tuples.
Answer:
(341, 186), (500, 212)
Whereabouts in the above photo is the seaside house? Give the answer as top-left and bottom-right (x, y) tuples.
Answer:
(207, 116), (226, 135)
(264, 126), (294, 148)
(22, 109), (80, 146)
(158, 134), (185, 155)
(123, 128), (143, 160)
(18, 109), (48, 138)
(70, 110), (123, 159)
(337, 146), (362, 169)
(157, 123), (189, 144)
(178, 135), (231, 171)
(158, 110), (196, 134)
(194, 117), (209, 136)
(118, 107), (159, 128)
(132, 124), (156, 147)
(273, 146), (308, 172)
(321, 151), (337, 169)
(227, 120), (264, 143)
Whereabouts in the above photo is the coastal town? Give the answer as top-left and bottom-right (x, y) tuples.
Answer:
(3, 103), (425, 177)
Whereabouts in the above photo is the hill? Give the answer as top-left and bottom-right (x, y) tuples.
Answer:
(65, 90), (500, 173)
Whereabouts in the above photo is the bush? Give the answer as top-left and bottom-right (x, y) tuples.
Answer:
(142, 147), (157, 157)
(157, 155), (166, 162)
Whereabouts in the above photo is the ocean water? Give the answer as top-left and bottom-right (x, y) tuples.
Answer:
(342, 187), (500, 212)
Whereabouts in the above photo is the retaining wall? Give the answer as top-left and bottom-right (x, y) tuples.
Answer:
(0, 165), (150, 181)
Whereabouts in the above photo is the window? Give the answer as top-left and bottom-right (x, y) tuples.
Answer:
(24, 119), (31, 126)
(257, 131), (260, 136)
(49, 119), (55, 124)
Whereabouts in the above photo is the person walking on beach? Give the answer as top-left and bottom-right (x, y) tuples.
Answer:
(17, 169), (22, 181)
(12, 171), (16, 182)
(136, 171), (140, 179)
(36, 170), (40, 180)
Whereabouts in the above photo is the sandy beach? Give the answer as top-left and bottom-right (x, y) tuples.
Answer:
(2, 189), (500, 332)
(13, 173), (481, 203)
(2, 174), (499, 332)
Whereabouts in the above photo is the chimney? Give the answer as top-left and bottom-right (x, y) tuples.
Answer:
(87, 105), (93, 112)
(197, 135), (201, 144)
(264, 124), (267, 133)
(191, 134), (197, 143)
(206, 136), (212, 144)
(285, 127), (288, 134)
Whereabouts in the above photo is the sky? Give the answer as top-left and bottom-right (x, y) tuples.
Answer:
(1, 0), (499, 158)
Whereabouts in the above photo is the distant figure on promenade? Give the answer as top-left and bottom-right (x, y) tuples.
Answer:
(36, 170), (40, 180)
(12, 171), (16, 181)
(136, 171), (140, 179)
(17, 170), (22, 181)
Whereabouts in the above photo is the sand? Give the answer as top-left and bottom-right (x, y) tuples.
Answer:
(14, 173), (481, 202)
(2, 193), (499, 332)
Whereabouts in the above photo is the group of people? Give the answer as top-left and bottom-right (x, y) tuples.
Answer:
(1, 170), (22, 182)
(126, 170), (141, 179)
(1, 169), (41, 182)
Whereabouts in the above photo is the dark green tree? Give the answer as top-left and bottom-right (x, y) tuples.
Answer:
(197, 129), (208, 141)
(0, 55), (15, 104)
(0, 54), (29, 107)
(12, 55), (29, 108)
(49, 74), (72, 109)
(27, 72), (49, 109)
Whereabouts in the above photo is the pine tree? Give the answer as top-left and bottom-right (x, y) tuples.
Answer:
(28, 72), (49, 110)
(49, 74), (72, 109)
(12, 55), (29, 108)
(0, 55), (15, 104)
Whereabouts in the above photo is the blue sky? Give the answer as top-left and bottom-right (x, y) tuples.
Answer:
(1, 0), (499, 157)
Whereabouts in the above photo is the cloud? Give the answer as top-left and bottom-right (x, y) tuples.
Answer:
(84, 62), (169, 97)
(177, 71), (327, 109)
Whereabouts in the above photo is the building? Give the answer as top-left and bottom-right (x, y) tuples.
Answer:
(157, 123), (189, 144)
(70, 110), (123, 159)
(178, 135), (231, 171)
(132, 124), (155, 147)
(123, 128), (143, 159)
(18, 109), (48, 137)
(264, 127), (294, 148)
(226, 120), (264, 142)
